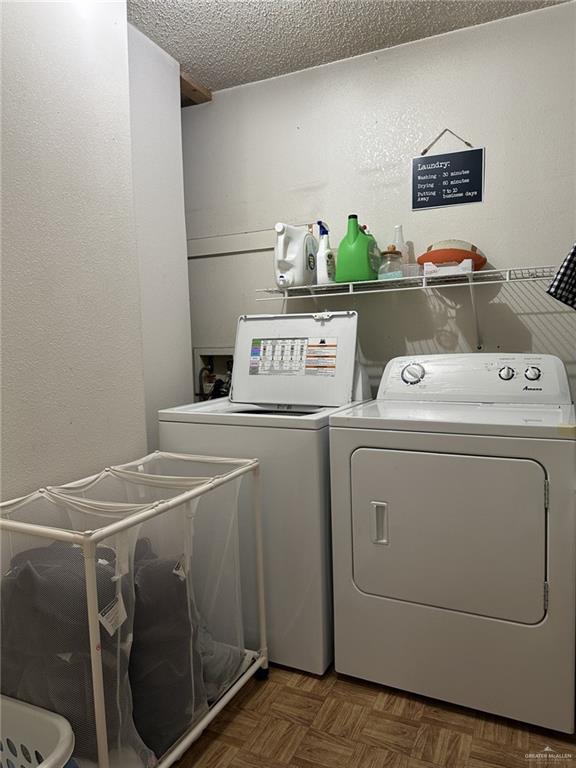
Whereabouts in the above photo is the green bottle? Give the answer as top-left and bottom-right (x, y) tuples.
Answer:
(335, 214), (377, 283)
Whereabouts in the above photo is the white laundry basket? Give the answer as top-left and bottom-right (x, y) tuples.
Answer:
(0, 695), (76, 768)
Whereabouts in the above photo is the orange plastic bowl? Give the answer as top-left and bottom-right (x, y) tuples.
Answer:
(417, 240), (487, 271)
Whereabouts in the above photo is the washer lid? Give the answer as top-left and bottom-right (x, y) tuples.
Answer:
(230, 312), (358, 407)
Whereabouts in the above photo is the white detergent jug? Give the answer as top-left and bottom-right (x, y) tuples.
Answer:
(274, 223), (318, 289)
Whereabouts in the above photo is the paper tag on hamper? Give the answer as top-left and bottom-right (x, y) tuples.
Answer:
(173, 557), (186, 581)
(98, 594), (127, 636)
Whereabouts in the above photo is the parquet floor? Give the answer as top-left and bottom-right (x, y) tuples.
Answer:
(174, 665), (576, 768)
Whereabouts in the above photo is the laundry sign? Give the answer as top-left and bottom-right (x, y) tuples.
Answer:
(412, 148), (484, 210)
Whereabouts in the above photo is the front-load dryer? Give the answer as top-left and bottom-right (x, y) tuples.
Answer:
(159, 311), (368, 674)
(330, 353), (576, 731)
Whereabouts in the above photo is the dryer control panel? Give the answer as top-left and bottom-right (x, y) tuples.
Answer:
(378, 354), (572, 405)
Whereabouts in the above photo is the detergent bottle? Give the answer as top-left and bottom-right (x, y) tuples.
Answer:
(362, 224), (382, 274)
(274, 223), (318, 289)
(336, 215), (377, 283)
(316, 221), (336, 284)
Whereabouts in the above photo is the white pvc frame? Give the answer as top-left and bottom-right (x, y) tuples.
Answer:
(0, 455), (268, 768)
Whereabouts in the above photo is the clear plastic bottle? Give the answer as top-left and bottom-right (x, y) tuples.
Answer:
(393, 224), (409, 263)
(377, 244), (403, 280)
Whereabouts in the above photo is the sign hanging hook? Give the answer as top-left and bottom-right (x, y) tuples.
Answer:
(421, 128), (474, 156)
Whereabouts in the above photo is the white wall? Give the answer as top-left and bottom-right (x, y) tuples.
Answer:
(1, 2), (147, 498)
(182, 3), (576, 393)
(128, 25), (193, 448)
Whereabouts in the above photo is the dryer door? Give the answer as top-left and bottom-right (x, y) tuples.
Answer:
(351, 449), (547, 624)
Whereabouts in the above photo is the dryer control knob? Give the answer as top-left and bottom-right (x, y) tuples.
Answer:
(498, 366), (515, 381)
(525, 366), (542, 381)
(401, 363), (425, 385)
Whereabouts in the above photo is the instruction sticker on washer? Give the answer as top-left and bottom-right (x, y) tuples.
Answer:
(249, 337), (337, 376)
(98, 593), (127, 636)
(306, 338), (338, 376)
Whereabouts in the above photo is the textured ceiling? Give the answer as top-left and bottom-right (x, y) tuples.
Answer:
(128, 0), (567, 91)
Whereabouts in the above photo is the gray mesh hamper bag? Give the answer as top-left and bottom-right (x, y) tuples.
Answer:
(0, 492), (156, 768)
(51, 455), (253, 757)
(0, 452), (261, 768)
(48, 475), (208, 758)
(113, 453), (252, 701)
(115, 452), (262, 656)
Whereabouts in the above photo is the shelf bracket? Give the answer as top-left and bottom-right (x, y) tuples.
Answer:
(468, 276), (483, 350)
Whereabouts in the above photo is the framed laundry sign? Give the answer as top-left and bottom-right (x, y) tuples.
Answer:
(412, 147), (484, 210)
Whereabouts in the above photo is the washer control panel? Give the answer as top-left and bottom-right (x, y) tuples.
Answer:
(496, 365), (544, 382)
(379, 354), (572, 405)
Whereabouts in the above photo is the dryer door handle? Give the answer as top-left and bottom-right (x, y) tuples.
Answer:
(370, 501), (389, 545)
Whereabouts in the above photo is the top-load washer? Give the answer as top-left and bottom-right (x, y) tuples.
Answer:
(330, 353), (576, 731)
(159, 311), (368, 674)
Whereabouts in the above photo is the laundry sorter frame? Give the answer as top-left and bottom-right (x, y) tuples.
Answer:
(0, 454), (268, 768)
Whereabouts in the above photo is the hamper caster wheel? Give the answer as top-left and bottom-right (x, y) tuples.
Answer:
(255, 666), (269, 680)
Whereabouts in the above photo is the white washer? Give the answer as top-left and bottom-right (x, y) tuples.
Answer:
(159, 311), (368, 674)
(330, 353), (576, 732)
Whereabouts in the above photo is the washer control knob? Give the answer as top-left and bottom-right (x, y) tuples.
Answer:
(401, 363), (425, 385)
(525, 366), (542, 381)
(498, 366), (515, 381)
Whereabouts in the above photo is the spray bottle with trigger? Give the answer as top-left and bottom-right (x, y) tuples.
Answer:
(316, 221), (336, 284)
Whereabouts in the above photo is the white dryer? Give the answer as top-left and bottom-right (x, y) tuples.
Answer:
(330, 353), (576, 732)
(159, 311), (368, 675)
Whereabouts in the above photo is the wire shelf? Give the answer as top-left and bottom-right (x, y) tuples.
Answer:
(255, 265), (557, 302)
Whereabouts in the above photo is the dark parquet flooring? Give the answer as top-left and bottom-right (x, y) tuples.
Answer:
(174, 665), (576, 768)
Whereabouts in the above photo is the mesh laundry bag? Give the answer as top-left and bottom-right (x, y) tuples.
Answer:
(113, 453), (253, 679)
(50, 458), (251, 758)
(0, 493), (156, 768)
(115, 452), (262, 654)
(0, 454), (256, 766)
(113, 452), (248, 480)
(109, 455), (251, 704)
